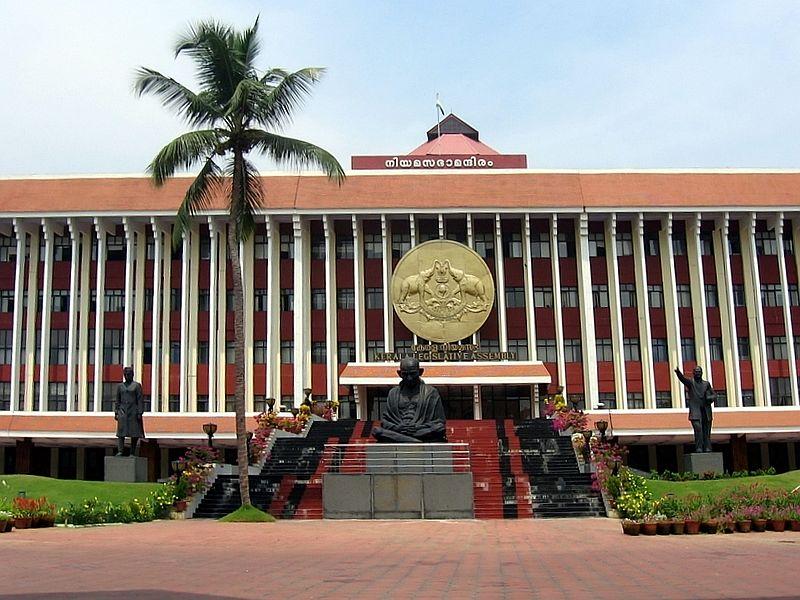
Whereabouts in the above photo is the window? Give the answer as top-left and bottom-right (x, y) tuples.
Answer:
(592, 285), (609, 308)
(280, 341), (293, 364)
(627, 393), (644, 409)
(198, 289), (210, 312)
(144, 288), (154, 312)
(588, 232), (605, 257)
(253, 289), (268, 312)
(761, 284), (783, 307)
(168, 395), (180, 413)
(732, 284), (746, 307)
(146, 236), (156, 260)
(505, 287), (525, 308)
(770, 377), (792, 406)
(337, 288), (355, 310)
(253, 396), (266, 413)
(47, 382), (67, 411)
(474, 233), (494, 259)
(598, 392), (617, 410)
(199, 236), (211, 260)
(103, 329), (124, 365)
(482, 338), (500, 353)
(169, 341), (181, 364)
(616, 232), (633, 256)
(712, 392), (726, 408)
(738, 336), (750, 360)
(311, 342), (327, 364)
(508, 339), (528, 360)
(652, 338), (668, 362)
(0, 382), (10, 411)
(170, 288), (181, 311)
(564, 339), (582, 363)
(364, 233), (382, 259)
(766, 336), (788, 360)
(789, 284), (800, 307)
(394, 339), (413, 357)
(336, 236), (354, 259)
(700, 231), (714, 256)
(728, 230), (741, 254)
(0, 290), (13, 312)
(366, 340), (382, 361)
(656, 391), (672, 409)
(88, 328), (95, 364)
(530, 231), (550, 258)
(253, 340), (267, 364)
(754, 230), (778, 256)
(681, 337), (696, 362)
(741, 390), (756, 407)
(648, 285), (664, 308)
(536, 339), (557, 362)
(311, 289), (326, 310)
(0, 330), (12, 364)
(310, 237), (326, 260)
(676, 284), (692, 308)
(392, 233), (411, 259)
(557, 232), (575, 258)
(644, 233), (659, 256)
(0, 237), (17, 262)
(568, 394), (585, 411)
(795, 336), (800, 358)
(254, 233), (268, 259)
(365, 288), (383, 310)
(704, 284), (718, 308)
(280, 289), (293, 312)
(49, 329), (68, 365)
(560, 287), (578, 308)
(197, 395), (209, 412)
(620, 284), (637, 308)
(672, 235), (687, 256)
(107, 235), (126, 261)
(279, 233), (294, 259)
(623, 337), (640, 362)
(52, 289), (70, 312)
(504, 232), (523, 258)
(338, 341), (356, 363)
(595, 339), (613, 362)
(709, 337), (723, 361)
(225, 341), (235, 364)
(104, 289), (125, 312)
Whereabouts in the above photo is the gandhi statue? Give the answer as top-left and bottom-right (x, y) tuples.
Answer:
(674, 366), (715, 453)
(114, 366), (145, 456)
(372, 357), (447, 443)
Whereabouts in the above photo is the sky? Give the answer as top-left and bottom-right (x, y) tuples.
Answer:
(2, 0), (800, 176)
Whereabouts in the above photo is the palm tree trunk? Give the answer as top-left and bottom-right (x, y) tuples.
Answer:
(228, 153), (251, 507)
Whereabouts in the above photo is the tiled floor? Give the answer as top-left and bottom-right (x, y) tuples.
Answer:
(1, 518), (799, 599)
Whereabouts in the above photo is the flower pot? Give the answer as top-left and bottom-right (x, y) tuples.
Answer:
(789, 520), (800, 532)
(685, 520), (701, 535)
(0, 520), (7, 533)
(173, 500), (188, 513)
(39, 516), (55, 528)
(701, 519), (719, 534)
(14, 517), (32, 529)
(736, 520), (752, 533)
(671, 520), (685, 535)
(621, 521), (640, 536)
(751, 518), (767, 532)
(656, 521), (672, 535)
(3, 520), (12, 533)
(722, 520), (736, 534)
(768, 519), (786, 532)
(641, 522), (658, 536)
(31, 517), (42, 528)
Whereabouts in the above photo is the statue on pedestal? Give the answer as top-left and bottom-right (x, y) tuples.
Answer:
(674, 366), (715, 453)
(372, 357), (447, 443)
(114, 366), (145, 456)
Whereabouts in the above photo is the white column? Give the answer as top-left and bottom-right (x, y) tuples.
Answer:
(575, 213), (598, 408)
(293, 215), (311, 405)
(473, 385), (482, 420)
(23, 225), (40, 411)
(77, 229), (91, 411)
(686, 214), (711, 375)
(604, 214), (627, 408)
(741, 213), (770, 406)
(352, 216), (366, 360)
(216, 223), (228, 405)
(438, 214), (445, 240)
(522, 214), (537, 360)
(38, 219), (56, 411)
(324, 216), (339, 403)
(381, 215), (393, 353)
(149, 220), (163, 412)
(550, 216), (567, 389)
(494, 214), (508, 352)
(122, 218), (135, 367)
(159, 225), (172, 411)
(207, 218), (219, 412)
(633, 214), (656, 407)
(92, 219), (110, 412)
(265, 217), (280, 401)
(409, 214), (418, 346)
(188, 224), (201, 411)
(773, 214), (798, 406)
(179, 232), (190, 412)
(66, 219), (81, 411)
(713, 213), (741, 406)
(241, 234), (254, 411)
(133, 226), (146, 380)
(467, 214), (478, 346)
(659, 214), (683, 409)
(10, 220), (28, 412)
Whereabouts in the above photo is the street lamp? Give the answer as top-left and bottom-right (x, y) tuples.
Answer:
(581, 429), (593, 465)
(266, 397), (276, 412)
(596, 420), (609, 441)
(202, 422), (218, 448)
(595, 401), (614, 438)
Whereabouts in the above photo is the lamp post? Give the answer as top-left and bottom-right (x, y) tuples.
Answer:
(202, 422), (218, 448)
(596, 420), (608, 441)
(595, 401), (614, 438)
(303, 387), (312, 405)
(266, 397), (276, 413)
(581, 429), (593, 466)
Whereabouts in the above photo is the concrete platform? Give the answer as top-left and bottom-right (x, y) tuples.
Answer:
(104, 455), (148, 482)
(684, 452), (724, 475)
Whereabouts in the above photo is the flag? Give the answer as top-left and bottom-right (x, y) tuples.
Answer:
(436, 94), (445, 116)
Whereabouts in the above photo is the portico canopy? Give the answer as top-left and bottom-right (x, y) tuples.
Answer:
(339, 361), (552, 386)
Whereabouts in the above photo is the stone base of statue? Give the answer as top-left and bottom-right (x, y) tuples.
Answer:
(104, 455), (148, 482)
(365, 444), (454, 474)
(684, 452), (723, 475)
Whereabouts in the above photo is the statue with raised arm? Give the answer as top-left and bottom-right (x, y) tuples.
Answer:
(114, 366), (145, 456)
(372, 357), (447, 443)
(674, 366), (715, 453)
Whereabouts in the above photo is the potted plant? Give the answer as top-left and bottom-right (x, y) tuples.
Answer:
(655, 514), (671, 535)
(173, 476), (189, 512)
(36, 498), (56, 528)
(767, 507), (788, 532)
(746, 505), (767, 532)
(12, 497), (37, 529)
(720, 512), (736, 534)
(621, 519), (641, 536)
(788, 507), (800, 532)
(0, 510), (11, 533)
(684, 509), (702, 535)
(640, 515), (658, 536)
(733, 509), (752, 533)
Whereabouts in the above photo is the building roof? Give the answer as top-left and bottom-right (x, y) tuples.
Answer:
(426, 114), (480, 141)
(2, 171), (800, 214)
(408, 133), (500, 156)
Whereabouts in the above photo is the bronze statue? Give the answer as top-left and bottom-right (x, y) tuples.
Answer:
(674, 366), (715, 453)
(372, 357), (447, 443)
(114, 366), (145, 456)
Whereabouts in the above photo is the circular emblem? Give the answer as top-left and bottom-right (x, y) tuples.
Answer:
(391, 239), (495, 343)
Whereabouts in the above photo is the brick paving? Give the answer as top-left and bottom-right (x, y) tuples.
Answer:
(1, 518), (799, 599)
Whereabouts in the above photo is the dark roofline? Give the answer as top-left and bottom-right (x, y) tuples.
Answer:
(426, 113), (480, 141)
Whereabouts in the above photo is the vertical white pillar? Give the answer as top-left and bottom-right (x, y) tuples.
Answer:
(207, 218), (219, 412)
(438, 214), (445, 240)
(633, 214), (656, 407)
(713, 213), (741, 406)
(265, 217), (280, 401)
(10, 220), (28, 412)
(77, 229), (91, 411)
(38, 220), (55, 411)
(773, 214), (798, 406)
(133, 226), (146, 381)
(122, 218), (135, 368)
(575, 213), (598, 409)
(352, 216), (366, 361)
(409, 214), (418, 345)
(179, 232), (190, 412)
(92, 219), (108, 412)
(293, 215), (311, 405)
(659, 214), (683, 409)
(187, 224), (201, 412)
(159, 225), (172, 411)
(522, 214), (537, 360)
(324, 216), (339, 402)
(381, 215), (393, 353)
(604, 214), (627, 408)
(466, 214), (478, 346)
(66, 219), (81, 411)
(473, 385), (482, 420)
(216, 223), (228, 406)
(686, 213), (711, 376)
(494, 214), (508, 352)
(149, 220), (163, 412)
(550, 216), (567, 390)
(241, 234), (254, 411)
(741, 213), (770, 406)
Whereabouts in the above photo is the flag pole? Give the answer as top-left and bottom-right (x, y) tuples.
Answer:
(436, 92), (442, 141)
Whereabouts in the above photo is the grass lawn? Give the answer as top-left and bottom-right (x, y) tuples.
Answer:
(646, 469), (800, 498)
(1, 475), (162, 508)
(218, 505), (276, 522)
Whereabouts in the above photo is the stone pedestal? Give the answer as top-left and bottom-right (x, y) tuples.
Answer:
(104, 456), (148, 482)
(684, 452), (724, 475)
(365, 444), (454, 474)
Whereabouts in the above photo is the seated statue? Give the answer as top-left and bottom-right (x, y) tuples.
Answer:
(372, 357), (447, 443)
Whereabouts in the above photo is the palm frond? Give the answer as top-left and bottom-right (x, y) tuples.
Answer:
(133, 67), (221, 127)
(247, 130), (345, 184)
(234, 16), (261, 73)
(173, 158), (225, 247)
(174, 20), (243, 103)
(253, 67), (326, 129)
(147, 130), (222, 186)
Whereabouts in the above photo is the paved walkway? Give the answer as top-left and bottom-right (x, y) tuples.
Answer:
(1, 519), (799, 599)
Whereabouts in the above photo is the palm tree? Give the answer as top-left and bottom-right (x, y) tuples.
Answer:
(134, 18), (344, 507)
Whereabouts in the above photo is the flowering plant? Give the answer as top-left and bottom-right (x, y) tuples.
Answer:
(545, 395), (588, 433)
(171, 445), (221, 499)
(12, 496), (40, 518)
